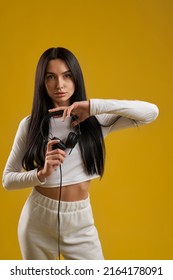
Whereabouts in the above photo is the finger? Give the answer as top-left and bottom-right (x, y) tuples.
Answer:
(62, 106), (72, 120)
(46, 150), (66, 159)
(71, 120), (79, 127)
(46, 160), (61, 167)
(61, 108), (68, 121)
(46, 154), (65, 163)
(63, 104), (77, 120)
(46, 149), (66, 158)
(47, 139), (60, 152)
(48, 107), (67, 114)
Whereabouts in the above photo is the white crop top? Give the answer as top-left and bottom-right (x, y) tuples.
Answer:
(2, 99), (159, 190)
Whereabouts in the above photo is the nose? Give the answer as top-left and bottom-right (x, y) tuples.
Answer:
(56, 76), (64, 89)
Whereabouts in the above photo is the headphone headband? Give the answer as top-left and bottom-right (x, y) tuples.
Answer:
(40, 110), (81, 151)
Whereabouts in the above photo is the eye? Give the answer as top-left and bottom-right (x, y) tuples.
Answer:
(64, 72), (72, 79)
(45, 74), (55, 80)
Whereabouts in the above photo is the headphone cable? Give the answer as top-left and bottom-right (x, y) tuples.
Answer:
(57, 164), (62, 260)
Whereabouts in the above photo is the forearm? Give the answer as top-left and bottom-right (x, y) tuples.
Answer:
(90, 99), (159, 124)
(2, 168), (44, 191)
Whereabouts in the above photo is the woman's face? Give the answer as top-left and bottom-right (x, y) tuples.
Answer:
(45, 59), (75, 107)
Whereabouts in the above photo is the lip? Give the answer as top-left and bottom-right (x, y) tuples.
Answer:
(54, 91), (66, 96)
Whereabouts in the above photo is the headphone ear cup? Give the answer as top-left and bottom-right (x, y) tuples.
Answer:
(52, 137), (66, 150)
(65, 132), (78, 149)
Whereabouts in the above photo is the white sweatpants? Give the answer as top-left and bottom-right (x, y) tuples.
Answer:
(18, 188), (104, 260)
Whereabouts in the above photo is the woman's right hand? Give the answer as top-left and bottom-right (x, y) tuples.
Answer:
(37, 139), (66, 182)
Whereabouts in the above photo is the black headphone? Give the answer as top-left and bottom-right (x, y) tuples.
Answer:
(40, 110), (81, 151)
(40, 110), (81, 260)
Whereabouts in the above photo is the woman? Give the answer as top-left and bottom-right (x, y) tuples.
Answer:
(2, 47), (159, 260)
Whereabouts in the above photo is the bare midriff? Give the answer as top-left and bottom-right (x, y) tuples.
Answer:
(35, 180), (90, 201)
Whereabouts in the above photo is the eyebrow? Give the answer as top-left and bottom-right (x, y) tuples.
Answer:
(45, 70), (72, 75)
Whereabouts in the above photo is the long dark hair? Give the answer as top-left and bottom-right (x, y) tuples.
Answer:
(22, 47), (105, 176)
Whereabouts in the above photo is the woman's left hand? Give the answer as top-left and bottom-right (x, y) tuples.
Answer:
(49, 101), (90, 126)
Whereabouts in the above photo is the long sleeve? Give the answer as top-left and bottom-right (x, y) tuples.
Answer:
(90, 99), (159, 134)
(2, 116), (44, 191)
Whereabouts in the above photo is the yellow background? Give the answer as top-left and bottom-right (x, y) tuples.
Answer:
(0, 0), (172, 260)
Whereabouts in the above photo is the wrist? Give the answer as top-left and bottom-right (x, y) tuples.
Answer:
(37, 168), (47, 183)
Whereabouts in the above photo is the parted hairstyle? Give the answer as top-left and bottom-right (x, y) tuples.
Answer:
(22, 47), (105, 176)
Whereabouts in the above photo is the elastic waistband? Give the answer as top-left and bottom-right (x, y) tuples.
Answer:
(30, 188), (90, 212)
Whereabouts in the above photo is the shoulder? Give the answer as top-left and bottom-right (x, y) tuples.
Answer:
(16, 115), (31, 136)
(19, 115), (31, 127)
